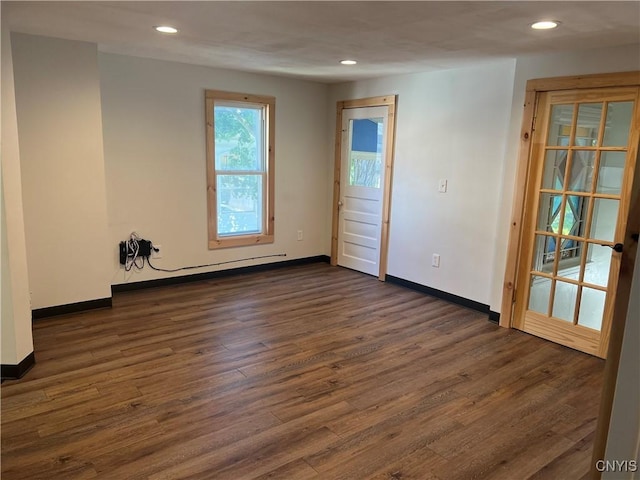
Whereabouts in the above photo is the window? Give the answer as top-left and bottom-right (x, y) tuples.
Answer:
(205, 90), (275, 249)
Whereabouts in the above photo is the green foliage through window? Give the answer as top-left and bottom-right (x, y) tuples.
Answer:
(207, 91), (273, 246)
(214, 103), (265, 236)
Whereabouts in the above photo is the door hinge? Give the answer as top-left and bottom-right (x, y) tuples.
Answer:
(531, 115), (537, 132)
(512, 290), (517, 304)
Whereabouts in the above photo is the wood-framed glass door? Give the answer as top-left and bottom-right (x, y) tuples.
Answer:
(513, 86), (640, 358)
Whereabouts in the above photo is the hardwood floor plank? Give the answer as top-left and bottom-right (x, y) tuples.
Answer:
(485, 431), (575, 480)
(1, 264), (604, 479)
(528, 431), (596, 479)
(146, 402), (352, 480)
(92, 411), (283, 479)
(1, 347), (175, 394)
(251, 458), (319, 480)
(311, 414), (457, 480)
(305, 389), (467, 473)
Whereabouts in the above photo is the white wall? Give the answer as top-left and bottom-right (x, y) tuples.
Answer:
(1, 19), (33, 364)
(11, 33), (112, 309)
(490, 43), (640, 312)
(99, 53), (329, 284)
(330, 60), (517, 306)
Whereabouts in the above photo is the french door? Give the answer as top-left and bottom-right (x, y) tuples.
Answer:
(513, 86), (640, 358)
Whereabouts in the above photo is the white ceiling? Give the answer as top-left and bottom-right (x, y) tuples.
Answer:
(4, 1), (640, 83)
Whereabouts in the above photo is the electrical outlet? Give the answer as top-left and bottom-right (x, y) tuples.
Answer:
(152, 244), (162, 259)
(297, 230), (303, 241)
(432, 254), (441, 268)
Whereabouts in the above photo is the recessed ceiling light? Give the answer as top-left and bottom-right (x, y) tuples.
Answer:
(531, 20), (559, 30)
(340, 60), (357, 65)
(154, 25), (179, 34)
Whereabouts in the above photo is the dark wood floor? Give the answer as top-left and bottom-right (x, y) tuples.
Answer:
(1, 263), (604, 479)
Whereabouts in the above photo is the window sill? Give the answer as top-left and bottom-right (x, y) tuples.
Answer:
(209, 234), (274, 250)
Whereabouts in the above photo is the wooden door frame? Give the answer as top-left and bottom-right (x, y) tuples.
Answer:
(498, 70), (640, 479)
(331, 95), (397, 281)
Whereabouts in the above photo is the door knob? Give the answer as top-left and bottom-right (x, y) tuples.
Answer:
(603, 243), (624, 253)
(338, 200), (343, 207)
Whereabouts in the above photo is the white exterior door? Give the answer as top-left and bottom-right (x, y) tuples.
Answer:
(337, 106), (388, 276)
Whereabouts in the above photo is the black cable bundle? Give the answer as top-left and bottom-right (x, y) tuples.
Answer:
(121, 232), (151, 271)
(119, 231), (286, 273)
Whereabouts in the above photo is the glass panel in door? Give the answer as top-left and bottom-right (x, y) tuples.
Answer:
(348, 118), (384, 188)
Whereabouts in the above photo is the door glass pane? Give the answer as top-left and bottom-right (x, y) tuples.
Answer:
(578, 287), (606, 331)
(583, 243), (612, 287)
(552, 280), (578, 322)
(537, 193), (563, 233)
(564, 195), (589, 237)
(529, 275), (551, 315)
(574, 103), (602, 146)
(568, 151), (595, 192)
(597, 151), (626, 195)
(547, 104), (574, 146)
(556, 239), (583, 281)
(603, 101), (633, 147)
(349, 118), (383, 188)
(541, 150), (568, 190)
(531, 234), (556, 273)
(589, 198), (619, 242)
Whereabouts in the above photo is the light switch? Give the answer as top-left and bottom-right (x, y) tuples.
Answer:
(438, 179), (448, 193)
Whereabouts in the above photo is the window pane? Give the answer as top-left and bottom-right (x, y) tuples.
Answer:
(349, 118), (383, 188)
(568, 151), (595, 192)
(349, 152), (382, 188)
(589, 198), (619, 242)
(537, 193), (563, 233)
(584, 243), (612, 287)
(541, 150), (567, 190)
(603, 101), (633, 147)
(547, 104), (574, 146)
(574, 103), (602, 146)
(217, 175), (263, 235)
(531, 234), (555, 273)
(564, 195), (589, 237)
(596, 151), (626, 195)
(214, 104), (263, 171)
(528, 275), (551, 315)
(577, 287), (606, 331)
(556, 239), (583, 281)
(552, 280), (578, 323)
